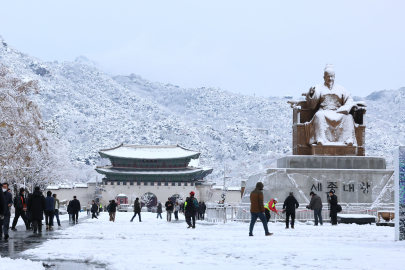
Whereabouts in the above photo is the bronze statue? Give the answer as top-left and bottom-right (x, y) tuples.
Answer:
(305, 64), (364, 146)
(289, 64), (366, 156)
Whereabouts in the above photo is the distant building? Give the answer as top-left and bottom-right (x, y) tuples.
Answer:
(95, 144), (213, 207)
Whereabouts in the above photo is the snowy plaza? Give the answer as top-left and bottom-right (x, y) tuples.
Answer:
(0, 212), (402, 270)
(1, 1), (405, 270)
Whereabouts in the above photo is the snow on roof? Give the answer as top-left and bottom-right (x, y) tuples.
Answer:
(60, 184), (72, 189)
(99, 144), (200, 160)
(46, 185), (60, 190)
(188, 158), (200, 167)
(96, 166), (205, 175)
(117, 194), (127, 197)
(74, 183), (88, 188)
(212, 185), (224, 190)
(227, 186), (241, 191)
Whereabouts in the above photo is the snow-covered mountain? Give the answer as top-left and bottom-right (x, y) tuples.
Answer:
(0, 36), (403, 185)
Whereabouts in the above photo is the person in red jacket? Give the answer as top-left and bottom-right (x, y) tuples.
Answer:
(264, 198), (278, 222)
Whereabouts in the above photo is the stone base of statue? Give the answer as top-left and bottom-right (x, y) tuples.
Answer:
(241, 155), (394, 207)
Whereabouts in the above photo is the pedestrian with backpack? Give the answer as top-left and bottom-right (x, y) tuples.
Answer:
(329, 190), (338, 225)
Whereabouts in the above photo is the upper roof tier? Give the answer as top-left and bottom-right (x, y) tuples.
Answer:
(99, 144), (200, 160)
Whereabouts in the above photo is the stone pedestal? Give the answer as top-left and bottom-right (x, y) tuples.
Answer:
(242, 156), (394, 206)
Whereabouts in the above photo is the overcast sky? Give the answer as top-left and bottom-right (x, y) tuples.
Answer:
(1, 1), (404, 97)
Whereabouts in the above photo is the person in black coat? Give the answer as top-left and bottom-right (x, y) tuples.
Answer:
(283, 192), (299, 229)
(130, 198), (141, 222)
(1, 183), (13, 240)
(0, 188), (5, 239)
(185, 192), (196, 229)
(91, 200), (98, 219)
(11, 188), (30, 231)
(26, 187), (46, 234)
(69, 196), (81, 224)
(329, 190), (338, 225)
(109, 200), (118, 222)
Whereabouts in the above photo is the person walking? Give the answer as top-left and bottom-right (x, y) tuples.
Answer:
(1, 183), (13, 240)
(200, 202), (206, 220)
(67, 200), (73, 222)
(185, 191), (196, 229)
(109, 200), (118, 222)
(26, 187), (46, 234)
(283, 192), (299, 229)
(91, 200), (98, 219)
(174, 202), (180, 221)
(156, 201), (163, 219)
(45, 191), (55, 230)
(130, 198), (141, 222)
(11, 188), (30, 231)
(165, 198), (174, 222)
(306, 191), (323, 226)
(0, 187), (4, 239)
(53, 194), (62, 227)
(329, 190), (338, 225)
(70, 196), (81, 224)
(249, 182), (272, 237)
(86, 202), (91, 216)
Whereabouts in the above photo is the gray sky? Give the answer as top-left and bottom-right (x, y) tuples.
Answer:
(1, 0), (404, 97)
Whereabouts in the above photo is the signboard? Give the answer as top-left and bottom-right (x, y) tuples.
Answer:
(395, 146), (405, 241)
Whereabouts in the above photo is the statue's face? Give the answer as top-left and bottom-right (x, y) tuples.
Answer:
(323, 71), (335, 87)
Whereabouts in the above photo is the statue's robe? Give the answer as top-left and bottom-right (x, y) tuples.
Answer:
(305, 84), (357, 146)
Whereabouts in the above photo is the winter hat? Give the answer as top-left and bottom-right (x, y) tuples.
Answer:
(310, 191), (315, 196)
(19, 187), (25, 194)
(255, 182), (264, 190)
(274, 198), (278, 202)
(329, 190), (334, 194)
(136, 197), (139, 200)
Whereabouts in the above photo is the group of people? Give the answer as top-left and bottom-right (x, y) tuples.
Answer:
(0, 183), (84, 239)
(249, 182), (339, 236)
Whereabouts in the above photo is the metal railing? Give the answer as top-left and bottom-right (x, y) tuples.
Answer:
(206, 203), (395, 223)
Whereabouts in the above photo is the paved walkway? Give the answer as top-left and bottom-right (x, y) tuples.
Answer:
(0, 213), (103, 270)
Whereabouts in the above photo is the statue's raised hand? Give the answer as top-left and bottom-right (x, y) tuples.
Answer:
(309, 86), (315, 96)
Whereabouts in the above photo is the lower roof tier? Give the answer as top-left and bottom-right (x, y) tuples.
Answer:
(95, 166), (213, 182)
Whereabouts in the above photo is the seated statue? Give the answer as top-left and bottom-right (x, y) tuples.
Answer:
(304, 64), (365, 146)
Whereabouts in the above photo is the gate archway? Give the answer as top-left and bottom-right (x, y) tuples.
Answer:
(170, 194), (183, 203)
(141, 192), (157, 208)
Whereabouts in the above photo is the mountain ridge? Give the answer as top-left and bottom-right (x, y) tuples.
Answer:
(0, 36), (403, 185)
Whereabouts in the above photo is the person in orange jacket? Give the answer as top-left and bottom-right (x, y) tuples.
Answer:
(264, 198), (278, 223)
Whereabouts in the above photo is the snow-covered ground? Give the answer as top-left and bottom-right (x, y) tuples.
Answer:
(0, 256), (44, 270)
(14, 212), (404, 270)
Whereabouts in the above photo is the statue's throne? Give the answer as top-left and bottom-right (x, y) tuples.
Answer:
(288, 99), (366, 156)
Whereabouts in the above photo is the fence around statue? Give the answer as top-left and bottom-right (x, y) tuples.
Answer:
(206, 202), (394, 223)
